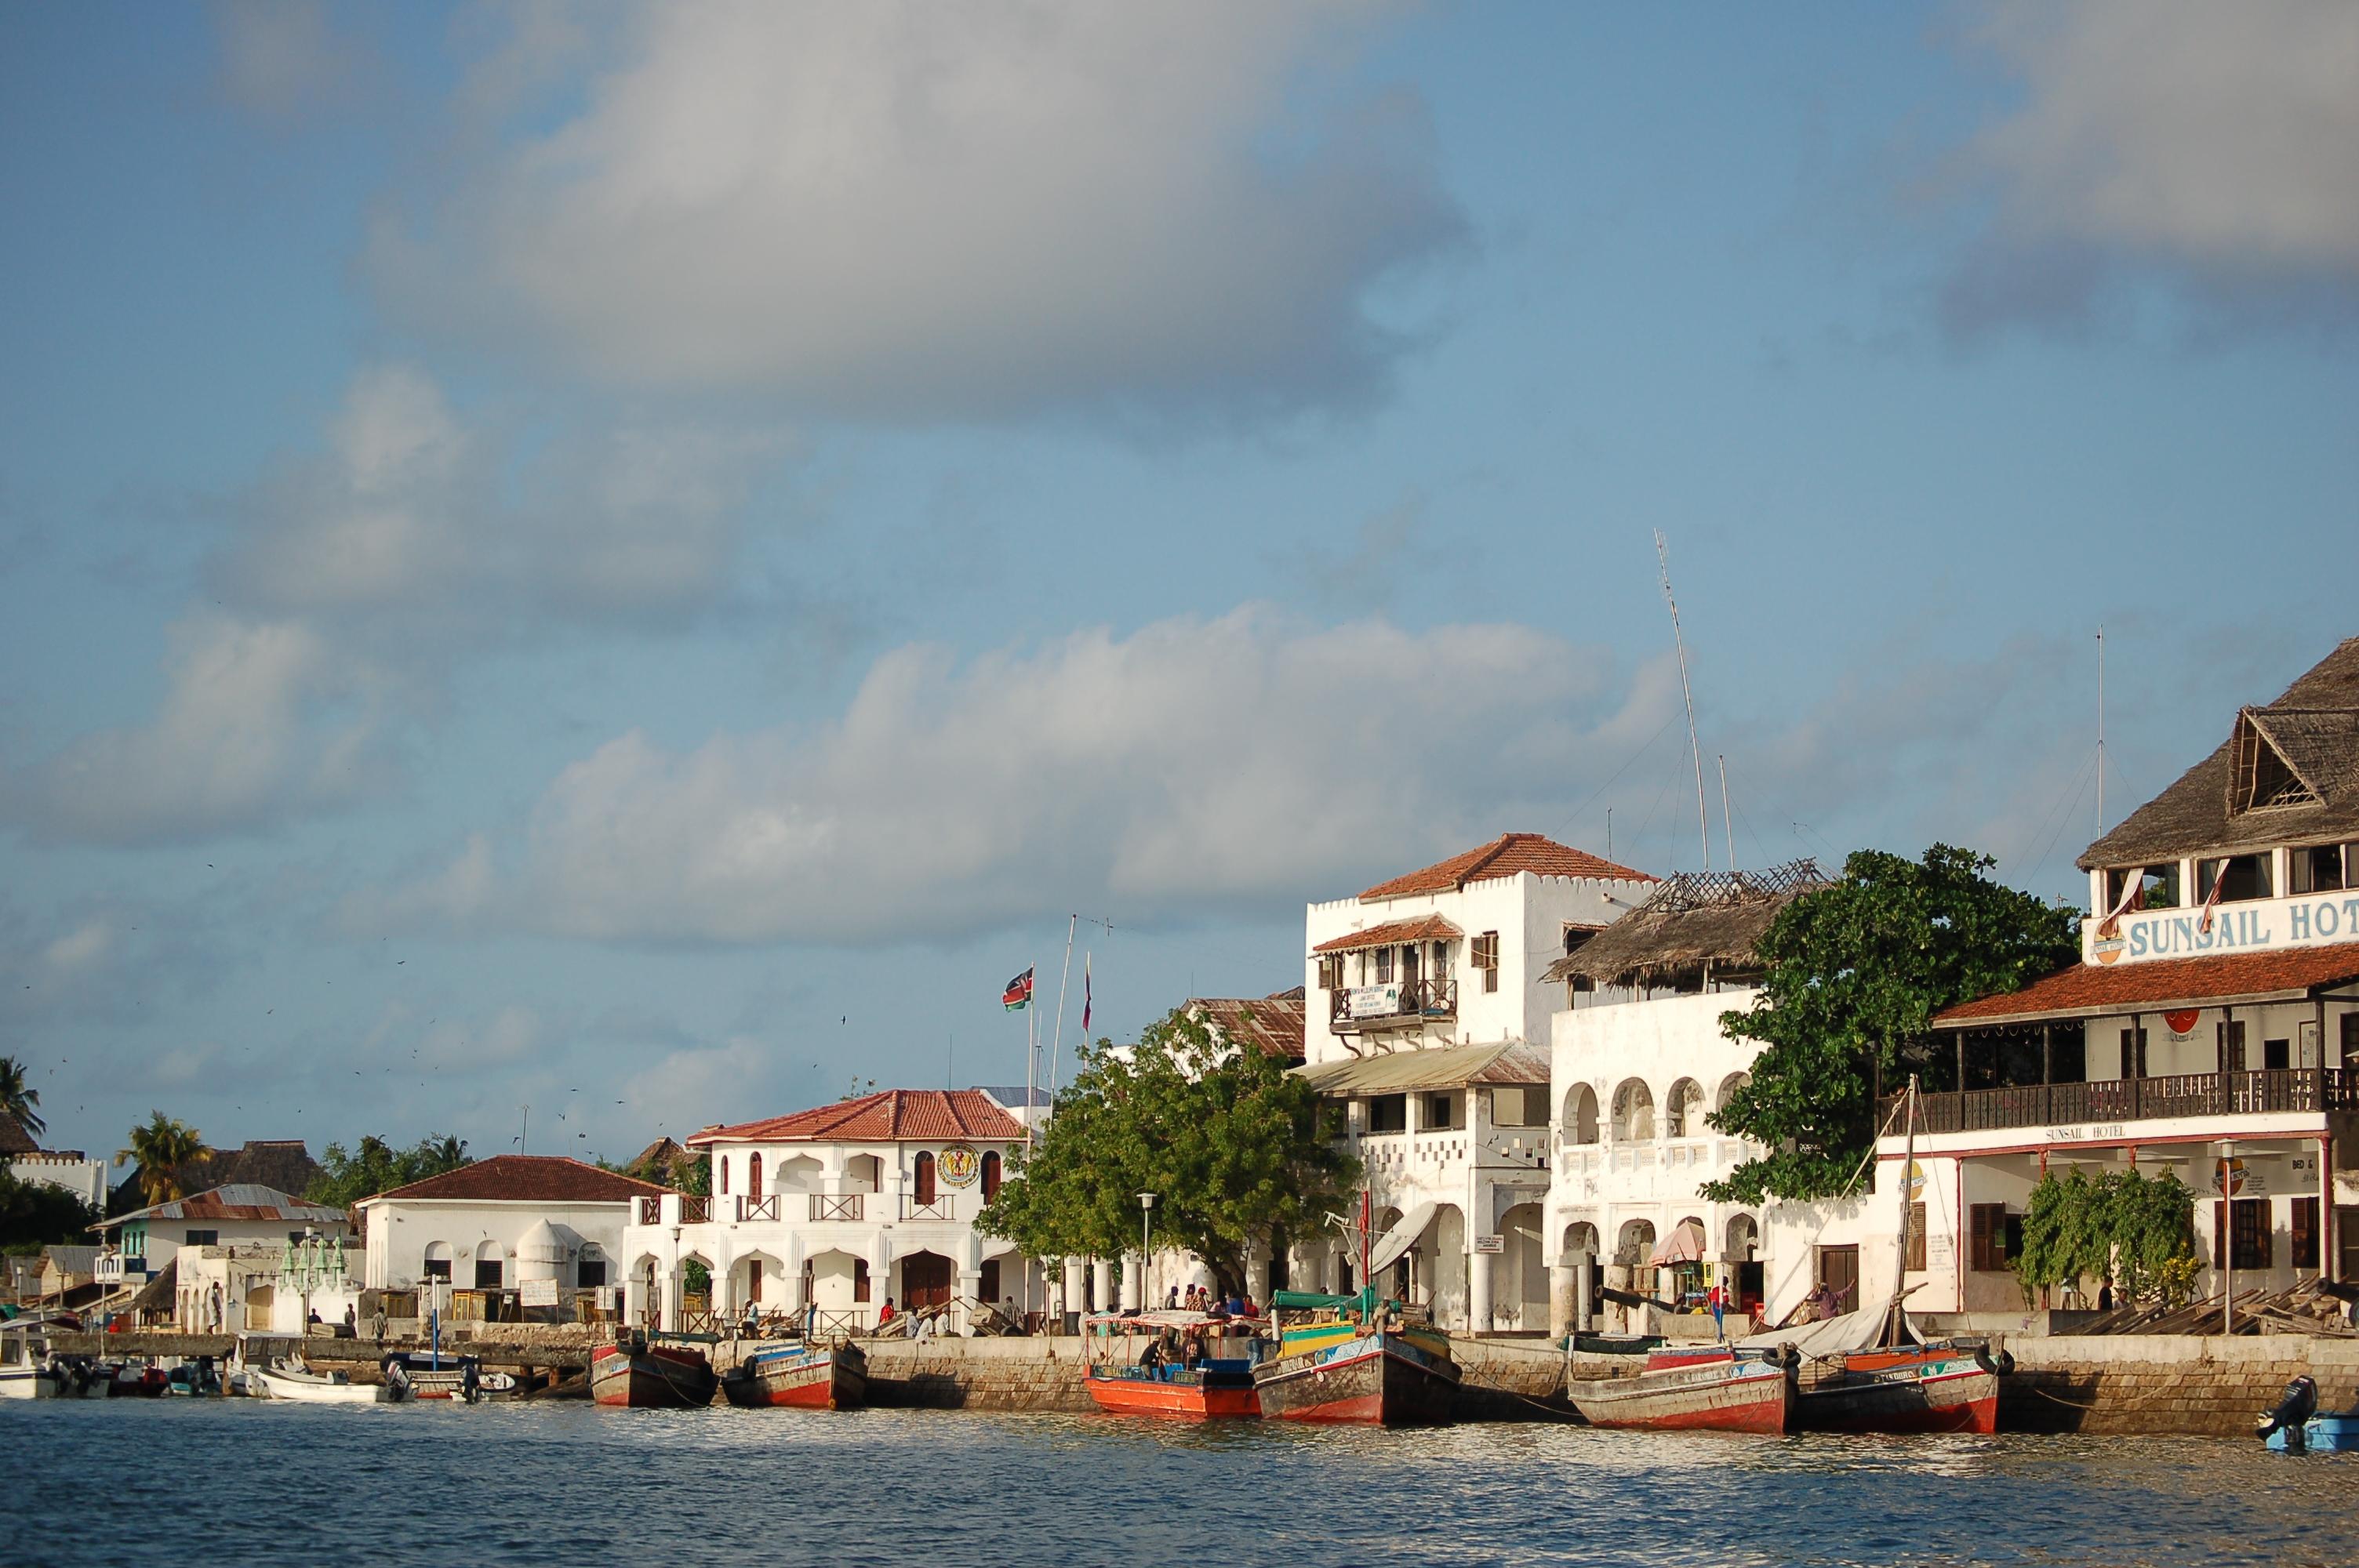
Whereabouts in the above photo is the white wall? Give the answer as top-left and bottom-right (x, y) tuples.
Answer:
(9, 1154), (107, 1211)
(361, 1198), (633, 1292)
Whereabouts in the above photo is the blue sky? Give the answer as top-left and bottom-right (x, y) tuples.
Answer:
(3, 2), (2354, 1168)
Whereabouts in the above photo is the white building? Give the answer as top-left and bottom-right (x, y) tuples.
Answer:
(1543, 864), (1829, 1335)
(620, 1089), (1036, 1336)
(1841, 637), (2359, 1330)
(172, 1233), (363, 1334)
(357, 1155), (664, 1316)
(3, 1115), (107, 1214)
(91, 1183), (350, 1291)
(1294, 833), (1656, 1332)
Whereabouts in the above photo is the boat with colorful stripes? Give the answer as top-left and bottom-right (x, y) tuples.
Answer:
(720, 1339), (867, 1410)
(1252, 1293), (1459, 1426)
(1567, 1345), (1795, 1433)
(591, 1334), (719, 1408)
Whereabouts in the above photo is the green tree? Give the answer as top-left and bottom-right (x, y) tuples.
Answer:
(0, 1168), (96, 1252)
(2012, 1167), (2197, 1308)
(117, 1112), (205, 1207)
(980, 1006), (1358, 1298)
(0, 1056), (45, 1140)
(1703, 845), (2080, 1203)
(307, 1133), (472, 1207)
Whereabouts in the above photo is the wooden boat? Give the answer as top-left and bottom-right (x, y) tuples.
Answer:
(383, 1354), (518, 1402)
(720, 1340), (868, 1410)
(249, 1359), (393, 1404)
(591, 1335), (718, 1408)
(1567, 1345), (1794, 1433)
(1086, 1357), (1259, 1419)
(1252, 1302), (1459, 1426)
(1792, 1343), (2002, 1435)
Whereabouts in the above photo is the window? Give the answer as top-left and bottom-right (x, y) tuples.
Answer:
(1472, 931), (1500, 994)
(183, 1229), (219, 1247)
(1425, 1093), (1458, 1132)
(1374, 947), (1395, 985)
(913, 1150), (937, 1206)
(2120, 1025), (2149, 1078)
(2106, 863), (2181, 911)
(2198, 853), (2273, 904)
(1492, 1087), (1545, 1127)
(1317, 954), (1343, 990)
(578, 1247), (608, 1289)
(2292, 1198), (2321, 1271)
(2290, 844), (2352, 895)
(1968, 1204), (2017, 1272)
(2214, 1198), (2270, 1271)
(718, 1155), (729, 1196)
(980, 1150), (1002, 1202)
(423, 1243), (453, 1281)
(853, 1258), (871, 1304)
(1367, 1094), (1408, 1134)
(2217, 1019), (2247, 1074)
(1905, 1202), (1927, 1272)
(2264, 1036), (2290, 1071)
(2344, 1013), (2359, 1073)
(474, 1257), (504, 1290)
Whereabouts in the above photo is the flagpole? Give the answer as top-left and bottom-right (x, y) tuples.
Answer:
(1049, 915), (1077, 1105)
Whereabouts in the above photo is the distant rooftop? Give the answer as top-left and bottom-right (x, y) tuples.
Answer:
(693, 1089), (1024, 1146)
(1358, 833), (1654, 902)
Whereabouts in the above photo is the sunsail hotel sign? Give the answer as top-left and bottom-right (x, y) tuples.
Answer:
(2085, 891), (2359, 966)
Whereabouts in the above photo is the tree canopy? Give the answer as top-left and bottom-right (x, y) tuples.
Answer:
(306, 1133), (473, 1208)
(978, 1006), (1356, 1298)
(1703, 844), (2081, 1203)
(1, 1055), (45, 1140)
(117, 1112), (206, 1207)
(2012, 1167), (2198, 1308)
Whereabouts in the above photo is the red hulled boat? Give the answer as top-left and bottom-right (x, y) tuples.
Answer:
(1567, 1345), (1795, 1433)
(591, 1335), (719, 1408)
(719, 1341), (868, 1410)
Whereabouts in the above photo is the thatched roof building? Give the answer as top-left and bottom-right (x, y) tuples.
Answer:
(1541, 859), (1827, 993)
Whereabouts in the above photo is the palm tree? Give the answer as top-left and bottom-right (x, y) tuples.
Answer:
(117, 1112), (205, 1207)
(0, 1055), (43, 1140)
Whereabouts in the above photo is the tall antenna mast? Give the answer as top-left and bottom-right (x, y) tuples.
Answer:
(1656, 531), (1711, 872)
(1717, 754), (1737, 874)
(2095, 626), (2106, 839)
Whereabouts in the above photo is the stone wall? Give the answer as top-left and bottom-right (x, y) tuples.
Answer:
(1996, 1334), (2359, 1436)
(860, 1334), (1097, 1412)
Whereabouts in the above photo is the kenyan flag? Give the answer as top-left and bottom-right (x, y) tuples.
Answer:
(1001, 967), (1034, 1011)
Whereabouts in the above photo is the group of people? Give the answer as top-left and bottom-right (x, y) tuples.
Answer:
(1165, 1283), (1256, 1319)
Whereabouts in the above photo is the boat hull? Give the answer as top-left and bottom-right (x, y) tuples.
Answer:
(1569, 1356), (1793, 1434)
(0, 1368), (62, 1400)
(249, 1368), (393, 1404)
(1794, 1349), (1998, 1435)
(591, 1342), (719, 1409)
(2267, 1413), (2359, 1453)
(1085, 1366), (1259, 1421)
(1252, 1333), (1459, 1427)
(721, 1344), (867, 1410)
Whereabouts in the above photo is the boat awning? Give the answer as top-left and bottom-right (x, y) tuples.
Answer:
(1292, 1041), (1549, 1096)
(1311, 915), (1464, 956)
(1931, 941), (2359, 1031)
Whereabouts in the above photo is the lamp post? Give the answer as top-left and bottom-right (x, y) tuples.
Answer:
(1138, 1193), (1157, 1311)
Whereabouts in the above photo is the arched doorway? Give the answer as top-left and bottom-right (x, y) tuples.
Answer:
(899, 1250), (955, 1312)
(747, 1152), (762, 1198)
(244, 1282), (275, 1332)
(1563, 1083), (1599, 1144)
(1427, 1205), (1467, 1328)
(1499, 1202), (1546, 1331)
(1725, 1213), (1763, 1316)
(980, 1150), (1002, 1202)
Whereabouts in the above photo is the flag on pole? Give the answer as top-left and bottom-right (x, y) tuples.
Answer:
(1002, 967), (1034, 1011)
(1081, 953), (1092, 1035)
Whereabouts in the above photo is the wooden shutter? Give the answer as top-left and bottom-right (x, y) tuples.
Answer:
(2292, 1197), (2320, 1270)
(1906, 1203), (1927, 1271)
(1969, 1204), (1995, 1272)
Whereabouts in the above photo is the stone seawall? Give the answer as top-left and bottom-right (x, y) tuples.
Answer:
(860, 1336), (1098, 1412)
(1996, 1334), (2359, 1436)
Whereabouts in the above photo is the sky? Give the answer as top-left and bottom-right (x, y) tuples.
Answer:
(2, 1), (2354, 1171)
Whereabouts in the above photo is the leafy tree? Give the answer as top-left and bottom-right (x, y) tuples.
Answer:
(1703, 845), (2080, 1203)
(2012, 1167), (2197, 1308)
(0, 1055), (45, 1140)
(980, 1006), (1358, 1298)
(0, 1168), (95, 1252)
(671, 1149), (710, 1196)
(306, 1133), (473, 1207)
(117, 1112), (206, 1207)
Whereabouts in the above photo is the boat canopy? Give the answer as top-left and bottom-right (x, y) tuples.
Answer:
(1738, 1306), (1921, 1359)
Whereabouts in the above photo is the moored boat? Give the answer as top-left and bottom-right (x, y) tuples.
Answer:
(1253, 1294), (1459, 1426)
(720, 1340), (867, 1410)
(1567, 1345), (1794, 1433)
(248, 1358), (394, 1404)
(1791, 1341), (2004, 1435)
(1082, 1311), (1263, 1421)
(383, 1353), (518, 1402)
(591, 1334), (719, 1408)
(0, 1320), (64, 1400)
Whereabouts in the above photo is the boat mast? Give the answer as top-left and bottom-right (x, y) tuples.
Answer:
(1656, 530), (1711, 872)
(1891, 1076), (1918, 1347)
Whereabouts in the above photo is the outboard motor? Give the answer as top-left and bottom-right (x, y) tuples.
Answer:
(2257, 1374), (2317, 1452)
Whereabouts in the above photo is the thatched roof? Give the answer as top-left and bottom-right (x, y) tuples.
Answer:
(0, 1113), (37, 1157)
(2082, 636), (2359, 869)
(128, 1256), (177, 1317)
(1543, 861), (1827, 989)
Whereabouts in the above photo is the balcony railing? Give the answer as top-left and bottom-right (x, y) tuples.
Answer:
(637, 1196), (661, 1225)
(738, 1195), (780, 1222)
(1330, 976), (1459, 1032)
(679, 1195), (711, 1225)
(901, 1196), (954, 1221)
(810, 1193), (864, 1222)
(1888, 1068), (2358, 1137)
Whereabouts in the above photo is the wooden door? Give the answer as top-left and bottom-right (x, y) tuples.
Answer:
(1818, 1244), (1859, 1311)
(902, 1252), (954, 1311)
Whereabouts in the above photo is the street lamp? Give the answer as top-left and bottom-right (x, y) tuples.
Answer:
(1138, 1192), (1157, 1310)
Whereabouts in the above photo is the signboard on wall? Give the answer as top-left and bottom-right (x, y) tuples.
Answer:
(1474, 1233), (1504, 1254)
(2087, 891), (2359, 967)
(1344, 985), (1402, 1020)
(939, 1143), (981, 1188)
(519, 1278), (558, 1308)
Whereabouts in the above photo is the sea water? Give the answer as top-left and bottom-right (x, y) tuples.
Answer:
(4, 1401), (2353, 1567)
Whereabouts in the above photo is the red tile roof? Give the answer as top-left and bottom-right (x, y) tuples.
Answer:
(1311, 913), (1465, 954)
(692, 1089), (1023, 1146)
(1190, 993), (1309, 1060)
(366, 1156), (670, 1205)
(1358, 833), (1655, 902)
(1934, 942), (2359, 1028)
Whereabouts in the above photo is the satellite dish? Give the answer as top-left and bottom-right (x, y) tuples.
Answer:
(1366, 1201), (1437, 1275)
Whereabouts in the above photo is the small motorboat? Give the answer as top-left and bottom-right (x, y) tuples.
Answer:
(591, 1334), (719, 1408)
(248, 1358), (394, 1404)
(382, 1354), (517, 1403)
(720, 1339), (867, 1410)
(1082, 1312), (1261, 1420)
(165, 1360), (224, 1397)
(0, 1321), (64, 1400)
(1568, 1345), (1796, 1433)
(2259, 1375), (2359, 1452)
(1253, 1292), (1459, 1427)
(107, 1363), (171, 1398)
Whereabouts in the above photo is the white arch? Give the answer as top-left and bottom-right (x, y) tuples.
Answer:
(1716, 1071), (1750, 1110)
(1562, 1083), (1599, 1144)
(1664, 1077), (1706, 1138)
(1614, 1218), (1656, 1267)
(1611, 1078), (1655, 1142)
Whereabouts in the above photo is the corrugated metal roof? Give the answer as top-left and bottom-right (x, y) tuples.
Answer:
(1292, 1041), (1550, 1095)
(102, 1184), (347, 1229)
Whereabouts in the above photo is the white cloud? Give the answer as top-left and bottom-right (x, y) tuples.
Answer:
(8, 615), (387, 846)
(453, 608), (1656, 945)
(1947, 0), (2359, 328)
(42, 920), (114, 973)
(369, 0), (1466, 418)
(210, 0), (368, 119)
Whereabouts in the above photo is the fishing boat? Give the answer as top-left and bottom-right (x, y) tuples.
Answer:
(1566, 1344), (1795, 1433)
(591, 1333), (719, 1408)
(0, 1319), (64, 1400)
(248, 1358), (394, 1404)
(1082, 1312), (1261, 1420)
(1253, 1291), (1459, 1426)
(382, 1353), (518, 1403)
(720, 1339), (868, 1410)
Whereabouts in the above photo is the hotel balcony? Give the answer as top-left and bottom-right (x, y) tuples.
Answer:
(1330, 977), (1458, 1033)
(1882, 1068), (2358, 1142)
